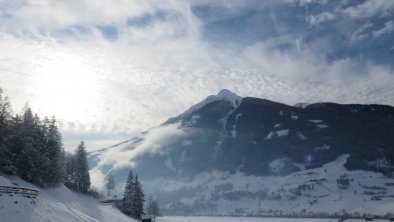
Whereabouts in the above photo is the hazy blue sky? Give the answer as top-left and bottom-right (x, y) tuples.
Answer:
(0, 0), (393, 151)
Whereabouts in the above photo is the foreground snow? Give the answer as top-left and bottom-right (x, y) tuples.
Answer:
(0, 175), (136, 222)
(157, 216), (389, 222)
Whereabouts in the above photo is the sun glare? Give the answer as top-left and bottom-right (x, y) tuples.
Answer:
(31, 52), (101, 126)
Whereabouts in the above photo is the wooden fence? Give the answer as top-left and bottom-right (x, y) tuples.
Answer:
(0, 185), (39, 198)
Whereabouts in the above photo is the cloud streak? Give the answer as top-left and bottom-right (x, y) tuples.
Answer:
(89, 121), (185, 190)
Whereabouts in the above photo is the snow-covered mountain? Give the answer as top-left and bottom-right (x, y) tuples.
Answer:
(0, 175), (136, 222)
(88, 89), (394, 216)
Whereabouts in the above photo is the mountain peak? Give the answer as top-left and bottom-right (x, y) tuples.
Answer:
(162, 89), (242, 125)
(294, 102), (310, 108)
(217, 89), (235, 97)
(216, 89), (242, 106)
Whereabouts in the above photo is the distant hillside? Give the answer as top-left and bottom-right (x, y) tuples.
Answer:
(88, 89), (394, 216)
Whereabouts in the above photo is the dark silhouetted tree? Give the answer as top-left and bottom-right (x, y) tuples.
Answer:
(0, 88), (15, 173)
(16, 107), (39, 182)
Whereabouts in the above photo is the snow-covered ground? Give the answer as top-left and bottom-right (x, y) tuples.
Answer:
(150, 155), (394, 216)
(0, 175), (136, 222)
(156, 216), (389, 222)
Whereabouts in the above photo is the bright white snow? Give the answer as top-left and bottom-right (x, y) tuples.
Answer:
(276, 129), (289, 137)
(270, 159), (287, 173)
(297, 132), (307, 140)
(0, 176), (136, 222)
(266, 129), (290, 140)
(316, 124), (329, 129)
(309, 120), (323, 123)
(180, 89), (242, 119)
(314, 144), (330, 151)
(156, 216), (385, 222)
(231, 113), (243, 138)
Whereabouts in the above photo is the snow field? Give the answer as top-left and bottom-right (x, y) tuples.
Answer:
(0, 175), (136, 222)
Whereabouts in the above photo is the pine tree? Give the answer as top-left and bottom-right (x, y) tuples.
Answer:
(122, 170), (134, 216)
(131, 175), (145, 219)
(43, 116), (65, 186)
(16, 107), (40, 183)
(7, 115), (23, 173)
(0, 89), (15, 174)
(74, 141), (91, 193)
(65, 153), (77, 190)
(105, 174), (116, 197)
(32, 113), (47, 186)
(120, 171), (145, 219)
(0, 89), (66, 187)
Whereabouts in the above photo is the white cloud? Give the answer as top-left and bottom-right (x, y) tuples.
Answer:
(0, 0), (393, 152)
(89, 122), (185, 191)
(1, 24), (394, 143)
(343, 0), (394, 19)
(373, 20), (394, 38)
(351, 21), (374, 42)
(92, 122), (184, 171)
(293, 0), (328, 6)
(1, 0), (155, 32)
(307, 12), (335, 26)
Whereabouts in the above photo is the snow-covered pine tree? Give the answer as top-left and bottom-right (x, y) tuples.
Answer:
(131, 175), (145, 219)
(0, 88), (15, 174)
(7, 114), (23, 173)
(43, 116), (65, 186)
(74, 141), (91, 193)
(122, 170), (134, 216)
(0, 90), (66, 187)
(32, 113), (48, 186)
(65, 153), (77, 189)
(16, 107), (41, 183)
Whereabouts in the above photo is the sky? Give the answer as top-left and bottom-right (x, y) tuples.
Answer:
(0, 0), (393, 152)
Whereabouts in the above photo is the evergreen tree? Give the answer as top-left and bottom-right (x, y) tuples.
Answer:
(0, 89), (15, 173)
(131, 175), (145, 219)
(4, 114), (23, 174)
(16, 107), (40, 183)
(120, 171), (145, 219)
(32, 113), (47, 186)
(74, 141), (91, 193)
(65, 153), (77, 190)
(0, 88), (66, 188)
(43, 116), (65, 186)
(122, 170), (134, 216)
(105, 174), (116, 197)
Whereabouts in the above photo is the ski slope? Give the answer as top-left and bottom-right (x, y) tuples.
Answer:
(0, 175), (136, 222)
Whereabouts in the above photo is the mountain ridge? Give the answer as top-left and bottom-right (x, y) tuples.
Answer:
(88, 90), (394, 215)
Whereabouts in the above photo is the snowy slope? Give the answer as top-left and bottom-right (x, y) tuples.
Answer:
(164, 89), (242, 125)
(156, 216), (389, 222)
(150, 155), (394, 216)
(0, 175), (136, 222)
